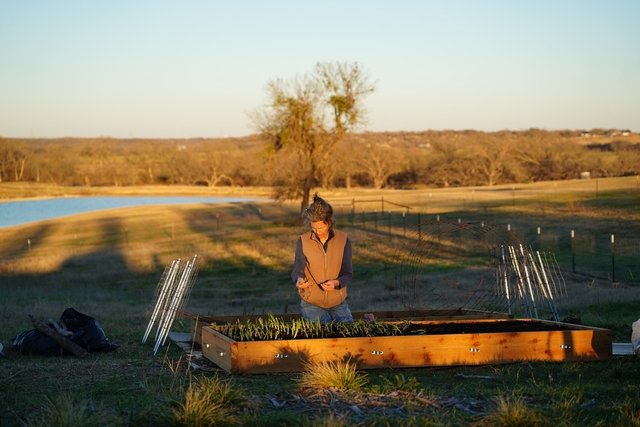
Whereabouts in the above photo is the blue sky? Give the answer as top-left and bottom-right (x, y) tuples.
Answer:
(1, 0), (639, 138)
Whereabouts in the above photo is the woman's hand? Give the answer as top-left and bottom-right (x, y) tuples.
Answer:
(295, 277), (310, 289)
(320, 279), (340, 291)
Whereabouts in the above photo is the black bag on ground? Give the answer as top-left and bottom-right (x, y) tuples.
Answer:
(13, 308), (118, 355)
(61, 307), (118, 353)
(13, 328), (63, 356)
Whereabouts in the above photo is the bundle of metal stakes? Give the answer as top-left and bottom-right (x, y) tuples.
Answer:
(496, 244), (567, 321)
(142, 255), (199, 355)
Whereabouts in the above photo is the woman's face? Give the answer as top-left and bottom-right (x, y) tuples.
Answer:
(310, 220), (329, 239)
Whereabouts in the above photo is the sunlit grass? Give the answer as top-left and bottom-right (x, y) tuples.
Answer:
(0, 183), (272, 200)
(172, 374), (246, 426)
(298, 359), (367, 393)
(476, 394), (548, 427)
(1, 179), (640, 425)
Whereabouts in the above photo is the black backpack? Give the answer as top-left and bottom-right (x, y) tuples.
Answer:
(13, 308), (118, 356)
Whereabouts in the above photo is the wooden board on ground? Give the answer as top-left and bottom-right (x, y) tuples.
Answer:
(168, 331), (220, 372)
(29, 315), (88, 357)
(612, 342), (635, 356)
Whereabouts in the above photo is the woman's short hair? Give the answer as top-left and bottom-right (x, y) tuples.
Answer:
(303, 193), (335, 229)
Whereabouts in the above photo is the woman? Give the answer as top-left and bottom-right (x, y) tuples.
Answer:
(291, 194), (353, 323)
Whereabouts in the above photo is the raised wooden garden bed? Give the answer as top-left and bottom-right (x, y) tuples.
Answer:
(194, 311), (612, 374)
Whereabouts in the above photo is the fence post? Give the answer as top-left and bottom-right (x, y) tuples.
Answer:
(417, 213), (422, 240)
(402, 211), (407, 236)
(351, 198), (355, 225)
(536, 226), (541, 250)
(611, 234), (616, 283)
(571, 229), (575, 273)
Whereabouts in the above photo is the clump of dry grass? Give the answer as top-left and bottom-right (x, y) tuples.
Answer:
(172, 374), (246, 426)
(305, 412), (352, 427)
(298, 359), (367, 393)
(475, 394), (548, 427)
(24, 393), (121, 427)
(614, 396), (640, 427)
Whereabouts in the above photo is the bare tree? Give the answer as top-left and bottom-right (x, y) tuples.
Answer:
(512, 131), (585, 181)
(359, 143), (404, 189)
(333, 136), (363, 188)
(252, 62), (375, 212)
(470, 132), (514, 186)
(0, 139), (28, 182)
(426, 139), (471, 187)
(200, 154), (234, 186)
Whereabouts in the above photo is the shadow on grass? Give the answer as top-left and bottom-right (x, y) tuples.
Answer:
(0, 223), (55, 260)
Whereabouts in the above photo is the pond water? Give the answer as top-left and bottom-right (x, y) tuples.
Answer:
(0, 196), (264, 228)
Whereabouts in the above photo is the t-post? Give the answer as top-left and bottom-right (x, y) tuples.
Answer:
(351, 198), (355, 225)
(571, 230), (576, 274)
(611, 234), (616, 283)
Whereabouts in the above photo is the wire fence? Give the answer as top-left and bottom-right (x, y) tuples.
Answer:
(334, 197), (639, 287)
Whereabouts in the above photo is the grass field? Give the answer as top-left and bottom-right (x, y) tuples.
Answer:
(1, 177), (639, 426)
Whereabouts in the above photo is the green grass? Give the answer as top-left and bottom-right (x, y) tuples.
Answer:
(23, 393), (124, 427)
(1, 178), (640, 426)
(578, 300), (640, 341)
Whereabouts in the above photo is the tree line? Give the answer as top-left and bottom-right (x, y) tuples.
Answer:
(3, 61), (638, 205)
(1, 128), (638, 190)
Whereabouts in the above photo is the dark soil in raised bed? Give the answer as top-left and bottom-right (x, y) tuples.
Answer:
(213, 319), (581, 341)
(398, 320), (578, 336)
